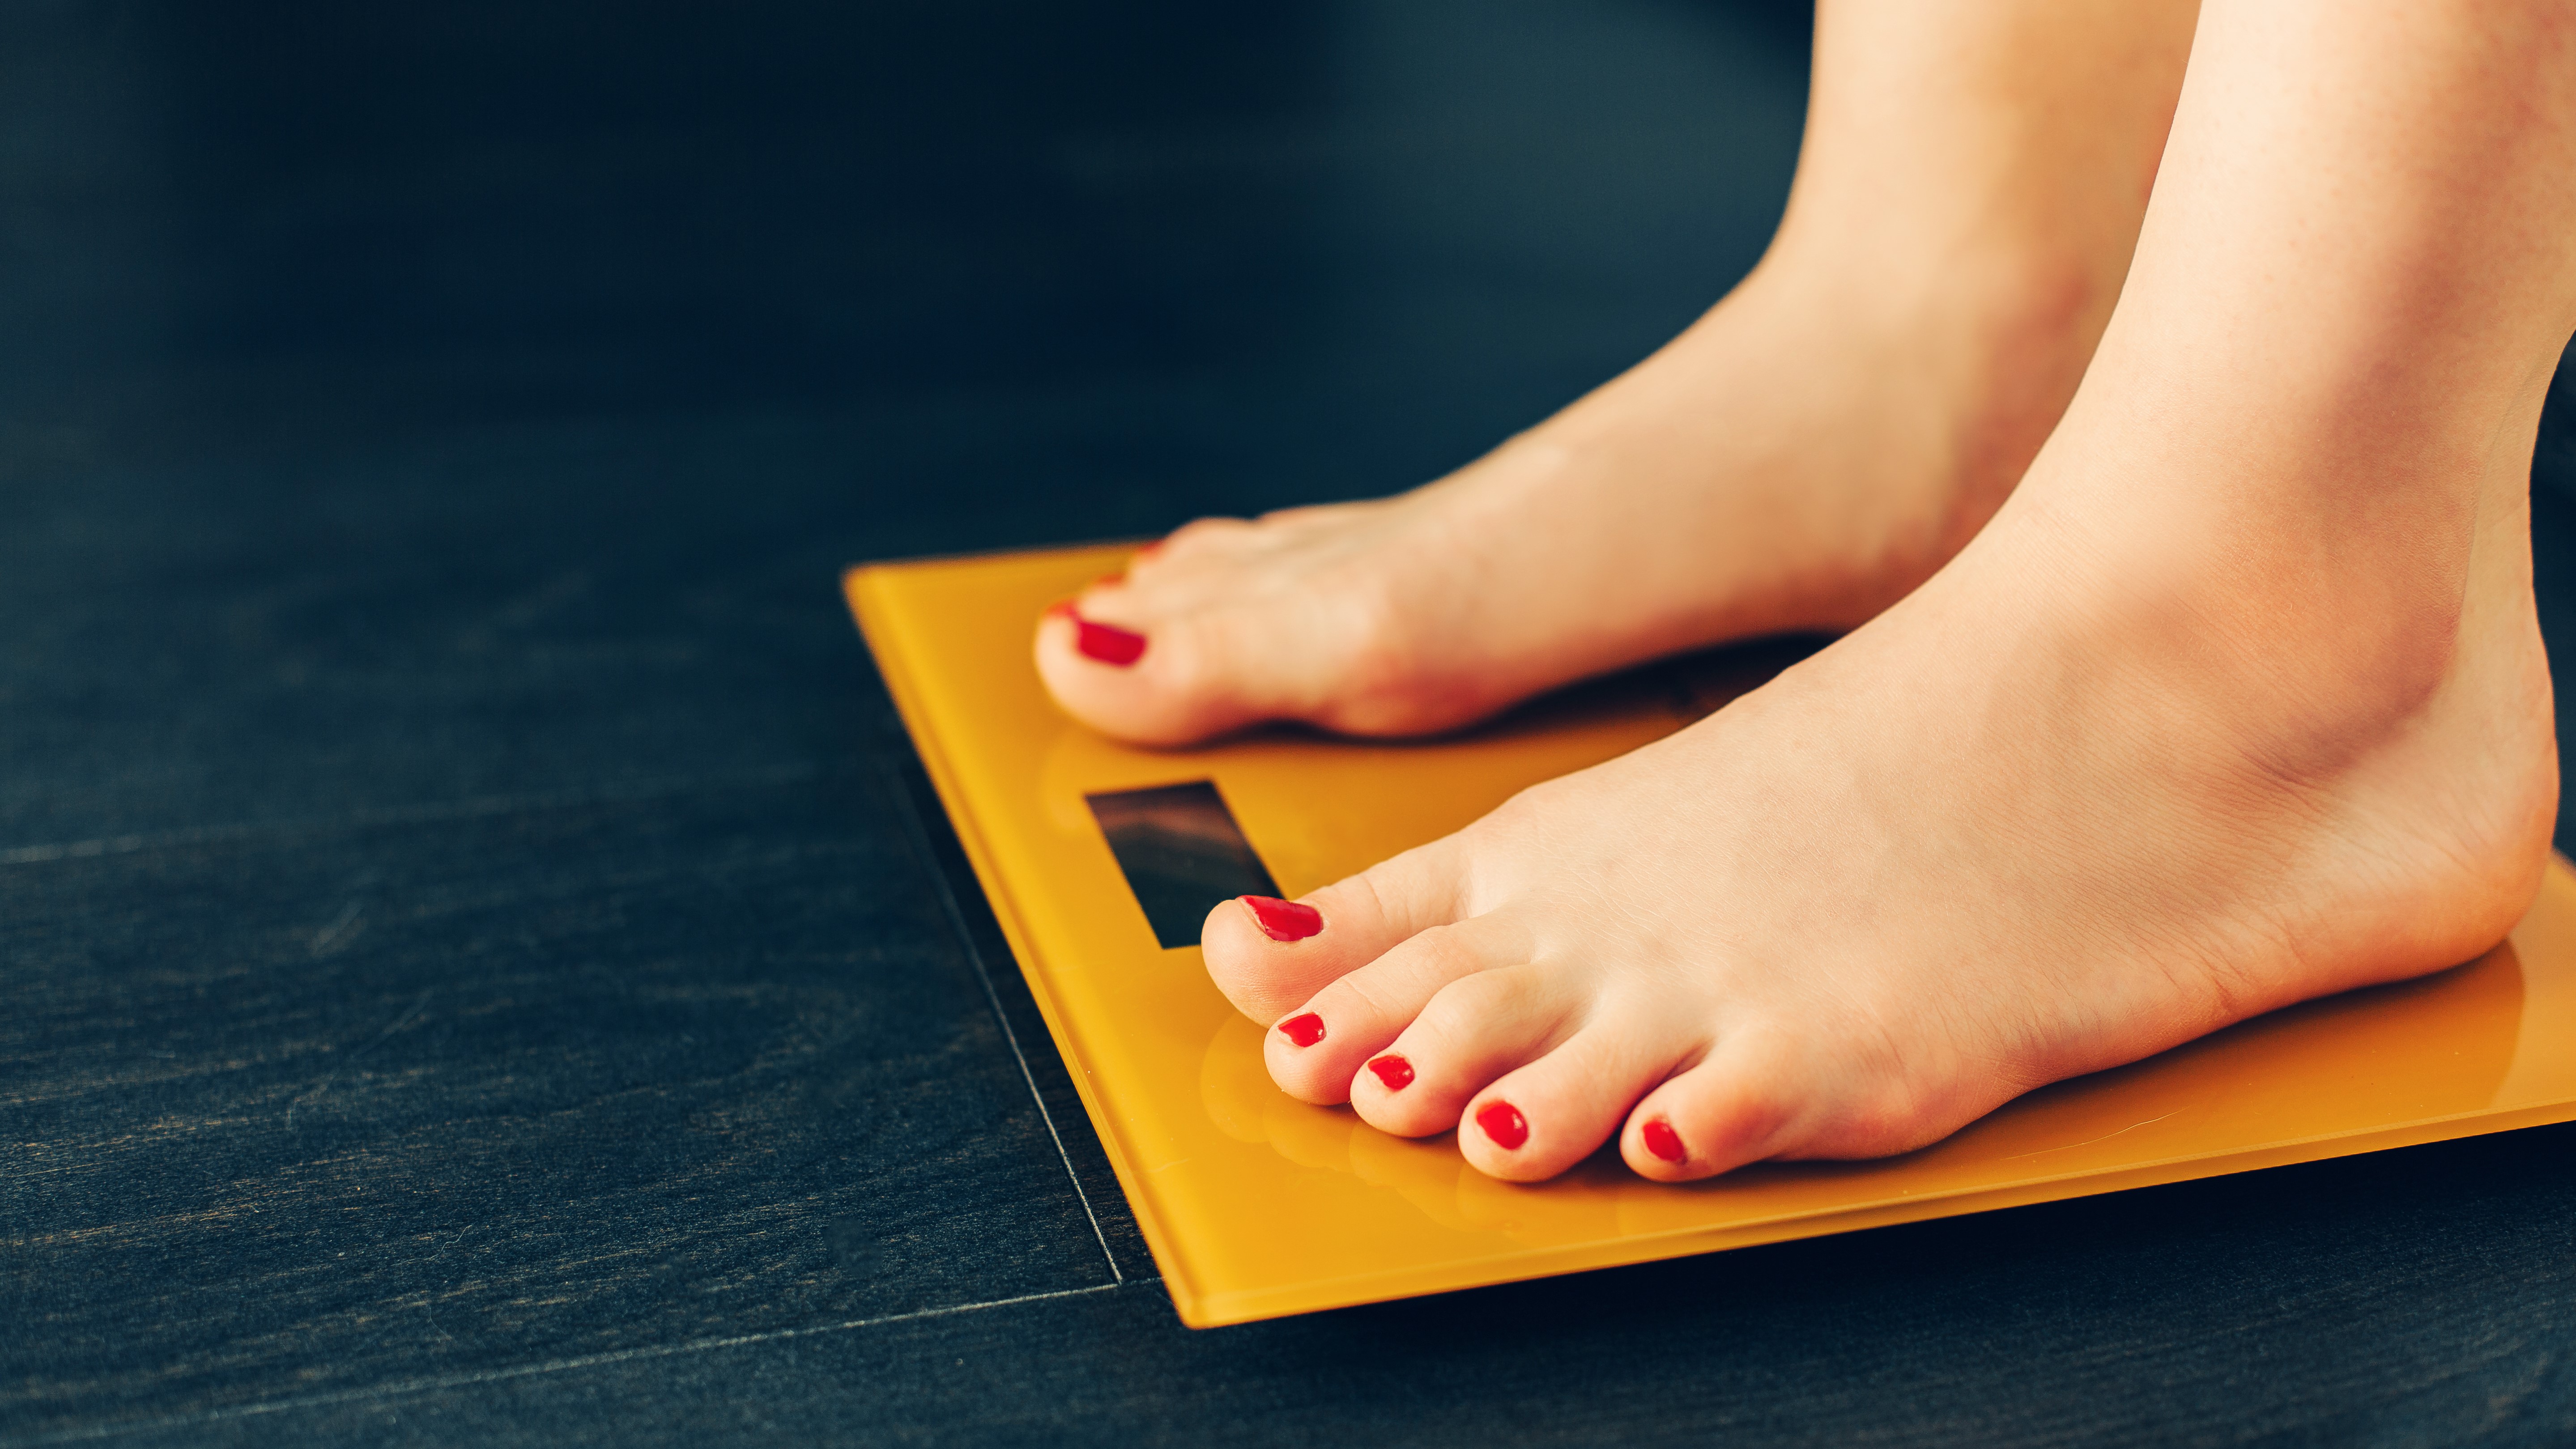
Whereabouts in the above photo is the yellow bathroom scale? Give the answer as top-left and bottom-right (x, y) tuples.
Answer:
(847, 541), (2576, 1329)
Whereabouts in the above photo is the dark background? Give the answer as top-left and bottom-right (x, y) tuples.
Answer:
(9, 2), (2576, 1444)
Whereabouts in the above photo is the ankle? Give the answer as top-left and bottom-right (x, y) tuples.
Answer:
(1744, 231), (2117, 572)
(2019, 449), (2504, 794)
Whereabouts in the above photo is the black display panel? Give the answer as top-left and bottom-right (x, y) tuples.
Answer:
(1085, 781), (1282, 949)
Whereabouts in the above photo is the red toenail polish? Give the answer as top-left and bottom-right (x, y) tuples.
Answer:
(1642, 1118), (1686, 1164)
(1279, 1012), (1326, 1047)
(1366, 1055), (1414, 1091)
(1134, 540), (1164, 559)
(1241, 895), (1322, 941)
(1094, 574), (1124, 587)
(1475, 1100), (1529, 1151)
(1071, 612), (1147, 666)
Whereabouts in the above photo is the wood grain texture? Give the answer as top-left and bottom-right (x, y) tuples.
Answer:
(6, 774), (1123, 1434)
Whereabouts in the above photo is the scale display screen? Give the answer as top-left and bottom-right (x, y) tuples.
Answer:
(1086, 782), (1280, 949)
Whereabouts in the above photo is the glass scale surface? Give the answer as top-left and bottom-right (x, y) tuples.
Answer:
(847, 542), (2576, 1329)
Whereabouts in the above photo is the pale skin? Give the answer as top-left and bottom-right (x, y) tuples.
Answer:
(1035, 0), (2576, 1182)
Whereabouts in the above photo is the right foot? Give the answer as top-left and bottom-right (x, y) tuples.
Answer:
(1037, 249), (2101, 744)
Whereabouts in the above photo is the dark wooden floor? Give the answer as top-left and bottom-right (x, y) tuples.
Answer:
(9, 2), (2576, 1444)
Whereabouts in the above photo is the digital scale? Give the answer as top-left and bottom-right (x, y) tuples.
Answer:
(847, 542), (2576, 1329)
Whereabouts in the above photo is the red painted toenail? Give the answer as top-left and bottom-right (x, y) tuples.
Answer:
(1134, 540), (1164, 559)
(1475, 1100), (1528, 1151)
(1070, 612), (1147, 666)
(1094, 574), (1124, 587)
(1278, 1013), (1326, 1047)
(1365, 1055), (1414, 1091)
(1642, 1118), (1686, 1163)
(1241, 895), (1322, 941)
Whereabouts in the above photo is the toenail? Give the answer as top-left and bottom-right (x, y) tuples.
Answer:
(1641, 1118), (1686, 1164)
(1093, 573), (1123, 587)
(1278, 1012), (1326, 1047)
(1474, 1100), (1528, 1151)
(1069, 611), (1147, 666)
(1364, 1054), (1414, 1091)
(1133, 540), (1163, 559)
(1240, 895), (1323, 941)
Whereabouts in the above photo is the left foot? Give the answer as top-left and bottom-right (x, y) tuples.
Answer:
(1198, 370), (2559, 1181)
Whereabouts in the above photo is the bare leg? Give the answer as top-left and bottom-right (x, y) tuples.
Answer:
(1038, 0), (2199, 744)
(1203, 0), (2573, 1183)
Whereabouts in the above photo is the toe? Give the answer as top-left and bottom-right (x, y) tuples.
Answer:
(1618, 1033), (1805, 1181)
(1033, 592), (1267, 746)
(1031, 506), (1445, 745)
(1452, 1005), (1695, 1181)
(1261, 912), (1533, 1105)
(1345, 960), (1583, 1135)
(1201, 833), (1474, 1024)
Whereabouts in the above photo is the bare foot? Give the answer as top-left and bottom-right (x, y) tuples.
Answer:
(1036, 0), (2198, 745)
(1205, 462), (2555, 1180)
(1039, 260), (2078, 743)
(1196, 0), (2576, 1181)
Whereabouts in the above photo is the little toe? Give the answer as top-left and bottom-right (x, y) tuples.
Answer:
(1201, 834), (1475, 1024)
(1454, 1010), (1690, 1182)
(1618, 1036), (1806, 1182)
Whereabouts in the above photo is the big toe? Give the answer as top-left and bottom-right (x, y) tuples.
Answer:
(1200, 834), (1474, 1027)
(1034, 589), (1279, 746)
(1032, 513), (1456, 744)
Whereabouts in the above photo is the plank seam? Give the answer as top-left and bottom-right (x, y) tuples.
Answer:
(0, 763), (826, 867)
(10, 1280), (1161, 1446)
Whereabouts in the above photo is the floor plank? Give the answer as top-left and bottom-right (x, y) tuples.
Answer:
(6, 774), (1119, 1435)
